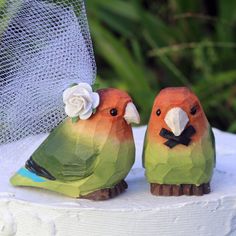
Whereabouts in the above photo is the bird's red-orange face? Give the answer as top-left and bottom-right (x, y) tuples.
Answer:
(72, 88), (140, 141)
(95, 88), (136, 123)
(147, 87), (208, 144)
(94, 88), (140, 125)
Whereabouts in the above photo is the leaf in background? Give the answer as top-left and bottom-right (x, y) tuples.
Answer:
(90, 20), (156, 123)
(86, 0), (236, 131)
(0, 0), (23, 38)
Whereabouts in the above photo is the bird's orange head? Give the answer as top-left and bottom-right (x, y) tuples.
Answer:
(147, 87), (209, 146)
(95, 88), (140, 125)
(72, 88), (140, 141)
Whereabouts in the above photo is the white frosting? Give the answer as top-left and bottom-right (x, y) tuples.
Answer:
(1, 127), (236, 235)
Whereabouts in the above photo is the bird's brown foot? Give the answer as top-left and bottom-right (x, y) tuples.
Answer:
(150, 183), (210, 196)
(80, 180), (128, 201)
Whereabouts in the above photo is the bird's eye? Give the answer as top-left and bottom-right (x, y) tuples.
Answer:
(156, 109), (161, 116)
(110, 108), (118, 116)
(190, 106), (198, 115)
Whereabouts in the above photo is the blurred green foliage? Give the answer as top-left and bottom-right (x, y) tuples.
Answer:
(0, 0), (22, 38)
(86, 0), (236, 132)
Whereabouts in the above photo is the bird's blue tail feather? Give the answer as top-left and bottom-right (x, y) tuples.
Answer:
(17, 168), (46, 183)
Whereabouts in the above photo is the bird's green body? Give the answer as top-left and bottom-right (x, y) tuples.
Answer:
(11, 118), (135, 197)
(143, 125), (215, 186)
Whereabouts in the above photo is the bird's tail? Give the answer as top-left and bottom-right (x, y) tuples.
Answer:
(10, 167), (47, 186)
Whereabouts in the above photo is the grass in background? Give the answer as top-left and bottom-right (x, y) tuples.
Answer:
(86, 0), (236, 132)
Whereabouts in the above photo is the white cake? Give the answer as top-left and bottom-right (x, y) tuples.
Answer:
(1, 126), (236, 236)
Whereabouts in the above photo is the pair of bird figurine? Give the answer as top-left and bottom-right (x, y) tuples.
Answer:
(10, 85), (215, 200)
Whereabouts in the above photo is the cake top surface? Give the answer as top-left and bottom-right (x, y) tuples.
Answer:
(1, 126), (236, 210)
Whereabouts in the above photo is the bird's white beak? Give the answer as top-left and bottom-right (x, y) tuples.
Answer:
(164, 107), (189, 136)
(124, 102), (140, 124)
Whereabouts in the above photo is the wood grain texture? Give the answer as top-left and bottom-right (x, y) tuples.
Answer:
(81, 180), (128, 201)
(150, 183), (210, 196)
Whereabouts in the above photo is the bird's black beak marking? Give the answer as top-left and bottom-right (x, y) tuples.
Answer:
(159, 125), (196, 148)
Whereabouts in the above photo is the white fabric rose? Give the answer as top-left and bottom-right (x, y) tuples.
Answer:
(63, 83), (100, 120)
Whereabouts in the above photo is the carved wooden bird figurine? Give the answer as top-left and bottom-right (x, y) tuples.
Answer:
(11, 86), (140, 200)
(143, 87), (215, 196)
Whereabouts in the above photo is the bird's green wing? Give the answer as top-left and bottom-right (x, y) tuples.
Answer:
(209, 127), (216, 167)
(30, 120), (99, 181)
(142, 131), (148, 168)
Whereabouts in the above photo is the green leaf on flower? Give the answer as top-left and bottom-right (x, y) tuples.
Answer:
(93, 108), (97, 114)
(71, 116), (79, 123)
(69, 83), (78, 88)
(92, 83), (100, 91)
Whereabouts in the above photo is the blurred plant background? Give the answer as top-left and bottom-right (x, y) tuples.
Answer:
(86, 0), (236, 132)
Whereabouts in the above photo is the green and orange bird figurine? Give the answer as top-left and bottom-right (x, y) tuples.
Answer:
(11, 83), (140, 200)
(143, 87), (215, 196)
